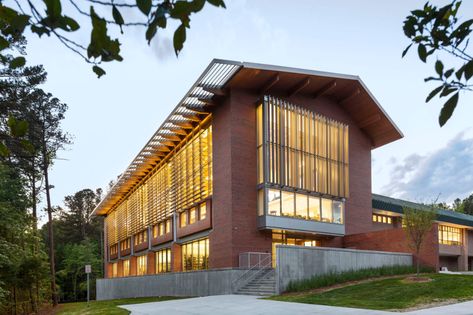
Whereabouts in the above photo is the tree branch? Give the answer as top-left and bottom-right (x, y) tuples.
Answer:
(68, 0), (148, 26)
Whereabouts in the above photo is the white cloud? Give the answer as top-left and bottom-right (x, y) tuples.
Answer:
(381, 131), (473, 203)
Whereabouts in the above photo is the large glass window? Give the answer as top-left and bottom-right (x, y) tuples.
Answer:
(112, 262), (118, 278)
(261, 188), (344, 224)
(258, 96), (349, 197)
(137, 255), (147, 275)
(439, 225), (462, 245)
(272, 232), (321, 266)
(155, 248), (171, 273)
(308, 196), (321, 221)
(281, 191), (295, 216)
(295, 194), (308, 219)
(321, 199), (333, 222)
(182, 238), (209, 271)
(267, 189), (281, 216)
(332, 201), (343, 224)
(123, 259), (130, 277)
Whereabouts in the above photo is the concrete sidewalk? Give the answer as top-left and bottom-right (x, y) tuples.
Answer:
(120, 295), (473, 315)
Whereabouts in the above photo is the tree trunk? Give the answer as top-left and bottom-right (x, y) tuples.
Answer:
(29, 287), (36, 314)
(31, 159), (41, 309)
(31, 158), (37, 222)
(43, 151), (58, 306)
(13, 286), (17, 315)
(416, 249), (420, 277)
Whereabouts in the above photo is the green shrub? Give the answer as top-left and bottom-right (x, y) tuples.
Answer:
(285, 265), (433, 292)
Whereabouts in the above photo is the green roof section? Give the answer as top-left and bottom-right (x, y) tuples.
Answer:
(372, 194), (473, 228)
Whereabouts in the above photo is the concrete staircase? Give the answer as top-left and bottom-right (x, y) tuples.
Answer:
(236, 268), (276, 296)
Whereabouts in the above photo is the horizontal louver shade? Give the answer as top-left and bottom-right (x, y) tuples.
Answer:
(105, 124), (212, 246)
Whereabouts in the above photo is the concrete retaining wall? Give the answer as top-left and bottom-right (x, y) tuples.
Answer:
(96, 268), (255, 300)
(276, 245), (413, 293)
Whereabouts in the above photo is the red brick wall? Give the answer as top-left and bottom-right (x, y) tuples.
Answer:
(210, 88), (272, 268)
(171, 242), (182, 272)
(343, 224), (439, 270)
(106, 263), (113, 278)
(177, 209), (212, 238)
(117, 260), (123, 277)
(210, 89), (375, 268)
(147, 252), (155, 275)
(130, 256), (137, 276)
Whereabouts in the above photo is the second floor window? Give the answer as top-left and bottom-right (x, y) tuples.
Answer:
(439, 225), (462, 246)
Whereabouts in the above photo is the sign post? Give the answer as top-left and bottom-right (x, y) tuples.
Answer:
(85, 265), (91, 306)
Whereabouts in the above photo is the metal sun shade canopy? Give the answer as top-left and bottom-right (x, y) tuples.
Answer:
(92, 59), (241, 216)
(93, 59), (403, 217)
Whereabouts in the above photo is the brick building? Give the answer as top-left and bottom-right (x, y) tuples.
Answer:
(92, 59), (473, 280)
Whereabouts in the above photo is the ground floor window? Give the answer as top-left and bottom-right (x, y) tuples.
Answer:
(182, 238), (209, 271)
(439, 225), (462, 245)
(112, 262), (118, 278)
(271, 231), (321, 266)
(137, 255), (147, 275)
(156, 248), (172, 273)
(123, 259), (130, 277)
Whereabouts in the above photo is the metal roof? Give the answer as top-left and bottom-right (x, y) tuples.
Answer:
(373, 194), (473, 228)
(92, 59), (403, 217)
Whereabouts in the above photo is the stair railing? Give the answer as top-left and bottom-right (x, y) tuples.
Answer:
(232, 253), (273, 293)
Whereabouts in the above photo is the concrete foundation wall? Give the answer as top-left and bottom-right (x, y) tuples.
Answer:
(276, 245), (412, 293)
(96, 268), (255, 300)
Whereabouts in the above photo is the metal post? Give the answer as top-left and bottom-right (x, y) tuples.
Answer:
(85, 264), (91, 306)
(87, 273), (90, 306)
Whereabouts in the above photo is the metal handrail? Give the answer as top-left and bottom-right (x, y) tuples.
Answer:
(232, 254), (273, 292)
(239, 252), (270, 269)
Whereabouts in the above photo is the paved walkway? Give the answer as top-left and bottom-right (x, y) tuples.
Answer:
(120, 294), (473, 315)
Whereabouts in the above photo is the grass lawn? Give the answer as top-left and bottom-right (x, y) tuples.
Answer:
(270, 274), (473, 311)
(55, 296), (182, 315)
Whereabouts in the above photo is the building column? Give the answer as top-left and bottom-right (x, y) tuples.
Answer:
(147, 251), (155, 275)
(171, 242), (182, 272)
(130, 256), (137, 276)
(104, 220), (109, 278)
(459, 228), (469, 271)
(210, 89), (272, 269)
(117, 260), (123, 277)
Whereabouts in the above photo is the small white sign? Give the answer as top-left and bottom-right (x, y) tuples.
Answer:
(85, 265), (91, 274)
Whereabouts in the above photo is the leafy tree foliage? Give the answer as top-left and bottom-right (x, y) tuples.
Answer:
(63, 188), (103, 241)
(0, 163), (50, 314)
(453, 193), (473, 215)
(431, 193), (473, 214)
(403, 0), (473, 126)
(41, 188), (104, 302)
(1, 34), (72, 307)
(403, 205), (437, 276)
(56, 240), (102, 302)
(0, 0), (226, 77)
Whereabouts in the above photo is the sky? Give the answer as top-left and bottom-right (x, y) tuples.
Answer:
(16, 0), (473, 223)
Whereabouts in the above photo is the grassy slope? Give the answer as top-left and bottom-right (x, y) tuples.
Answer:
(55, 297), (181, 315)
(271, 274), (473, 310)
